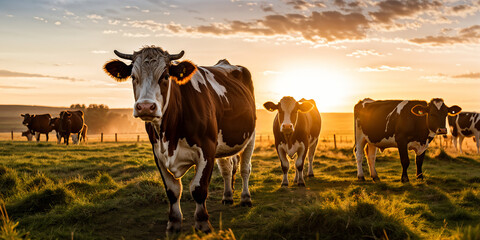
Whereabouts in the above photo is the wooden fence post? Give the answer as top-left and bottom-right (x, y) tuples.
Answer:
(11, 131), (14, 140)
(101, 133), (103, 143)
(115, 133), (118, 143)
(333, 134), (337, 150)
(137, 135), (140, 142)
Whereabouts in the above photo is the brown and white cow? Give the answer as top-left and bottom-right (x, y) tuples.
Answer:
(49, 117), (63, 143)
(103, 46), (256, 233)
(263, 97), (321, 187)
(354, 98), (461, 183)
(21, 130), (34, 141)
(448, 112), (480, 154)
(59, 110), (85, 145)
(21, 113), (53, 142)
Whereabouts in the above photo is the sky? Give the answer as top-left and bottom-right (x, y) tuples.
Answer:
(0, 0), (479, 112)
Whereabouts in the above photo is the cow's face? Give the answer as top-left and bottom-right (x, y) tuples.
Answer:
(103, 47), (197, 122)
(21, 113), (33, 125)
(59, 111), (72, 132)
(50, 117), (59, 128)
(411, 98), (461, 135)
(264, 97), (314, 136)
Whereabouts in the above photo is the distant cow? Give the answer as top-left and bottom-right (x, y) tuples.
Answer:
(263, 97), (321, 187)
(59, 110), (85, 145)
(21, 130), (34, 141)
(21, 113), (53, 142)
(448, 112), (480, 154)
(354, 98), (461, 182)
(49, 117), (62, 143)
(104, 46), (256, 233)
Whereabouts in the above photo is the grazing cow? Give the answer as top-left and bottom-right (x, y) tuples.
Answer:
(21, 113), (53, 142)
(59, 110), (85, 145)
(448, 112), (480, 154)
(103, 46), (256, 233)
(354, 98), (461, 182)
(263, 97), (321, 187)
(21, 130), (34, 141)
(49, 117), (62, 143)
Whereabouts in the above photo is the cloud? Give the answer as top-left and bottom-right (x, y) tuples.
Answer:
(0, 85), (36, 89)
(122, 32), (150, 38)
(191, 11), (369, 43)
(6, 14), (14, 18)
(0, 69), (85, 82)
(54, 21), (61, 25)
(286, 0), (325, 10)
(452, 72), (480, 79)
(346, 49), (385, 58)
(260, 4), (274, 12)
(103, 30), (118, 34)
(87, 14), (103, 20)
(34, 16), (48, 23)
(127, 20), (163, 32)
(359, 65), (411, 72)
(410, 25), (480, 45)
(369, 0), (442, 24)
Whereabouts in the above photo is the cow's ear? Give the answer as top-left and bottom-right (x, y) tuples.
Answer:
(448, 105), (462, 116)
(411, 105), (428, 116)
(298, 101), (314, 113)
(21, 114), (25, 117)
(263, 102), (278, 112)
(169, 60), (197, 85)
(104, 60), (132, 82)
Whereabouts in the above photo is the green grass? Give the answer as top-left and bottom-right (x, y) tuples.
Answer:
(0, 141), (480, 239)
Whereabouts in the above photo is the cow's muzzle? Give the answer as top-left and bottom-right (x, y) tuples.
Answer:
(281, 123), (294, 135)
(134, 102), (160, 121)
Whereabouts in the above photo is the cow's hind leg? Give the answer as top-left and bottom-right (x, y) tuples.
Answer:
(216, 155), (239, 205)
(398, 142), (410, 183)
(35, 132), (40, 142)
(475, 133), (480, 154)
(306, 138), (318, 177)
(45, 133), (49, 142)
(277, 146), (289, 187)
(365, 143), (379, 182)
(459, 136), (465, 154)
(239, 135), (254, 206)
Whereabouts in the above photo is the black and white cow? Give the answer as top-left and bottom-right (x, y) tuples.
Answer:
(263, 97), (321, 187)
(104, 46), (256, 233)
(448, 112), (480, 154)
(354, 98), (461, 182)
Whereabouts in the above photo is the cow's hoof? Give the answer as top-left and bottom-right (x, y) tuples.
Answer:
(307, 173), (314, 178)
(195, 220), (213, 233)
(297, 182), (306, 187)
(372, 176), (381, 182)
(281, 183), (289, 187)
(166, 221), (181, 235)
(222, 199), (234, 205)
(401, 177), (410, 183)
(240, 199), (252, 207)
(357, 176), (366, 182)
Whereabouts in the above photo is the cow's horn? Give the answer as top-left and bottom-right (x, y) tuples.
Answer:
(168, 50), (185, 61)
(114, 50), (133, 60)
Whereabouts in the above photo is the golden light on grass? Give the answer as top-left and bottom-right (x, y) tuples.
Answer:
(272, 66), (352, 112)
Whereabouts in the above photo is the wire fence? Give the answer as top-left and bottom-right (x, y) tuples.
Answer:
(2, 131), (477, 153)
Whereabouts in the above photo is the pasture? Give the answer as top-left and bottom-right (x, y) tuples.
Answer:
(1, 139), (480, 239)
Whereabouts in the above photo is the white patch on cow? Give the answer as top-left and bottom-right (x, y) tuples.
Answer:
(385, 100), (409, 132)
(216, 130), (252, 157)
(154, 137), (197, 179)
(278, 140), (304, 159)
(433, 100), (444, 110)
(279, 100), (296, 131)
(408, 140), (429, 155)
(189, 71), (207, 93)
(71, 135), (79, 144)
(203, 68), (229, 103)
(369, 136), (397, 149)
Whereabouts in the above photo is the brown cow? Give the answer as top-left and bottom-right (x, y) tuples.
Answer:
(49, 117), (62, 143)
(21, 113), (53, 142)
(264, 97), (322, 187)
(59, 110), (85, 145)
(104, 46), (256, 233)
(21, 130), (34, 141)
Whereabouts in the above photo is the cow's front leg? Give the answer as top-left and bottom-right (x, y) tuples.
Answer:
(277, 146), (289, 187)
(35, 132), (40, 142)
(397, 142), (410, 183)
(190, 154), (214, 233)
(155, 156), (183, 233)
(239, 136), (254, 206)
(294, 144), (306, 186)
(45, 133), (49, 142)
(415, 151), (425, 180)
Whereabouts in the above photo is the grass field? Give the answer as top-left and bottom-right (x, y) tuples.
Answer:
(1, 140), (480, 240)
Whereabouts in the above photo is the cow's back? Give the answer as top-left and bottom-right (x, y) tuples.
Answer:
(29, 114), (52, 133)
(70, 111), (85, 133)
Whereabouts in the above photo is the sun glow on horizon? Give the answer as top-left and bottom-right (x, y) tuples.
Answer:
(270, 66), (352, 112)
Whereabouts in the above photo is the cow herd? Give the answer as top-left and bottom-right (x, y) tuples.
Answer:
(101, 45), (479, 234)
(20, 111), (87, 145)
